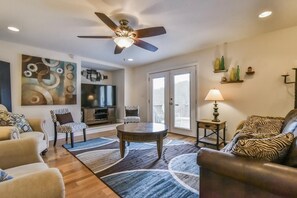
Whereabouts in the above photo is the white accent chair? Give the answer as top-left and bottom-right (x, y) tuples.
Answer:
(123, 106), (141, 124)
(50, 108), (87, 148)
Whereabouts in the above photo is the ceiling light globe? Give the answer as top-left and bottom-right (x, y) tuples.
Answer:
(8, 26), (20, 32)
(259, 11), (272, 18)
(114, 37), (134, 48)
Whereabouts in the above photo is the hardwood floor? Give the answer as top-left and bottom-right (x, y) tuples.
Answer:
(42, 130), (196, 198)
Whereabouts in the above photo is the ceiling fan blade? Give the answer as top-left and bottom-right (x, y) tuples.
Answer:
(114, 45), (124, 54)
(135, 26), (166, 38)
(95, 12), (118, 31)
(77, 36), (113, 39)
(133, 39), (158, 52)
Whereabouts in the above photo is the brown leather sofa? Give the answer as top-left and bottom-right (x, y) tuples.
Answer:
(197, 147), (297, 198)
(197, 110), (297, 198)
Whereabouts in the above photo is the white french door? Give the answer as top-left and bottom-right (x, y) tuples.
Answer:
(149, 67), (196, 136)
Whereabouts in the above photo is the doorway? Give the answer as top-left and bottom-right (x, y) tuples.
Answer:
(149, 66), (196, 136)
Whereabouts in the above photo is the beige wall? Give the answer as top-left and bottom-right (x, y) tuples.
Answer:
(131, 26), (297, 140)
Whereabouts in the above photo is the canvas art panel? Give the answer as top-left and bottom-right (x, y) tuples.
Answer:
(21, 54), (77, 105)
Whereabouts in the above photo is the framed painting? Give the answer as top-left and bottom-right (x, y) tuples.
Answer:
(21, 54), (77, 105)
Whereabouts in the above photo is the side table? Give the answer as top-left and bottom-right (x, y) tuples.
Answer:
(196, 119), (226, 150)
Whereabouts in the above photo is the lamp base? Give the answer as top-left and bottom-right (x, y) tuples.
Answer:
(212, 101), (220, 122)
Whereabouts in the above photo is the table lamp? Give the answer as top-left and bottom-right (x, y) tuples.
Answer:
(205, 89), (224, 122)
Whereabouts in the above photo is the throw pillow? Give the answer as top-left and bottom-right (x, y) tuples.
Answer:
(221, 132), (276, 153)
(231, 133), (294, 162)
(240, 115), (284, 135)
(0, 110), (14, 126)
(11, 113), (33, 133)
(56, 112), (74, 125)
(0, 169), (13, 182)
(126, 109), (138, 116)
(283, 137), (297, 167)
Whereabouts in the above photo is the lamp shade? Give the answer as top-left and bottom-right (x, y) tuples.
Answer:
(205, 89), (224, 101)
(114, 36), (134, 48)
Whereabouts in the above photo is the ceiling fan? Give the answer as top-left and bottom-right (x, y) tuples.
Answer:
(78, 12), (166, 54)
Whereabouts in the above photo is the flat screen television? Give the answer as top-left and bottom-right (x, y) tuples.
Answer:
(81, 84), (116, 108)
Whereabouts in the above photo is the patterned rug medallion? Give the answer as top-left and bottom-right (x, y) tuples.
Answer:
(63, 137), (200, 198)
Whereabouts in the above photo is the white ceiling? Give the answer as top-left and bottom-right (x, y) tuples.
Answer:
(1, 0), (297, 69)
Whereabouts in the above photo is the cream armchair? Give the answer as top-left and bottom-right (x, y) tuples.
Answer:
(0, 138), (65, 198)
(0, 119), (49, 155)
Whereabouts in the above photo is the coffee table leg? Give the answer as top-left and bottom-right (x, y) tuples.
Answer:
(120, 139), (125, 158)
(157, 135), (163, 159)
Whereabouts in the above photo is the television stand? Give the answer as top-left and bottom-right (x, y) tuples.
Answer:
(82, 107), (116, 125)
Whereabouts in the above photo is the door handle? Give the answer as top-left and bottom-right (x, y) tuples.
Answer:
(175, 104), (179, 106)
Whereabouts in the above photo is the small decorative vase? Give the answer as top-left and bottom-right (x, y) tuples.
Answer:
(214, 58), (220, 71)
(236, 65), (240, 81)
(219, 56), (225, 70)
(230, 67), (236, 81)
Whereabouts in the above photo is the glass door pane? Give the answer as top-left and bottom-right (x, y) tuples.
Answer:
(152, 77), (165, 123)
(173, 73), (190, 129)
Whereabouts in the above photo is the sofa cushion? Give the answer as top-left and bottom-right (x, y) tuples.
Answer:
(231, 133), (294, 162)
(56, 112), (74, 125)
(20, 132), (45, 143)
(283, 137), (297, 167)
(281, 109), (297, 136)
(240, 115), (284, 135)
(0, 169), (13, 182)
(5, 163), (48, 177)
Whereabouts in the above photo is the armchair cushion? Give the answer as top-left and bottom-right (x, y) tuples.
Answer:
(231, 132), (294, 162)
(56, 122), (87, 133)
(56, 112), (74, 125)
(0, 169), (13, 182)
(126, 109), (138, 116)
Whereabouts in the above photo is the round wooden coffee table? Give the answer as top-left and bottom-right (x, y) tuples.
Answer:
(116, 122), (168, 159)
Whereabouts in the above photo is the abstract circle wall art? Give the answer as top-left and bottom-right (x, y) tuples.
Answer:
(21, 54), (77, 105)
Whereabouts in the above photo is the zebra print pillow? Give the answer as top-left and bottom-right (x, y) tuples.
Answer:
(240, 115), (284, 135)
(231, 132), (294, 162)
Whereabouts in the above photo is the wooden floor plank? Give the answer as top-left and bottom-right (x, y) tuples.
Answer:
(42, 130), (196, 198)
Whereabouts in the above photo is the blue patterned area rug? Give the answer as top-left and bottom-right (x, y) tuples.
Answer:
(63, 137), (200, 198)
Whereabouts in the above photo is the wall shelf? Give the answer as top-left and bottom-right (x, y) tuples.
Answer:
(221, 80), (244, 84)
(246, 71), (255, 75)
(214, 69), (228, 73)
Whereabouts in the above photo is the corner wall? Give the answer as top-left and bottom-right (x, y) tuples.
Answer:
(131, 25), (297, 140)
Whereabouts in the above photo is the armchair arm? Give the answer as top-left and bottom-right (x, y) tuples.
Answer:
(197, 148), (297, 197)
(27, 118), (42, 131)
(0, 138), (43, 169)
(0, 168), (65, 198)
(0, 126), (20, 140)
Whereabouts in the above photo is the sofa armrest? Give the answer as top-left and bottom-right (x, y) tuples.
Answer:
(0, 126), (20, 140)
(0, 138), (43, 169)
(197, 148), (297, 197)
(0, 168), (65, 198)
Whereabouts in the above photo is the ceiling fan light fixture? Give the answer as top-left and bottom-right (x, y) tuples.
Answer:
(114, 36), (134, 48)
